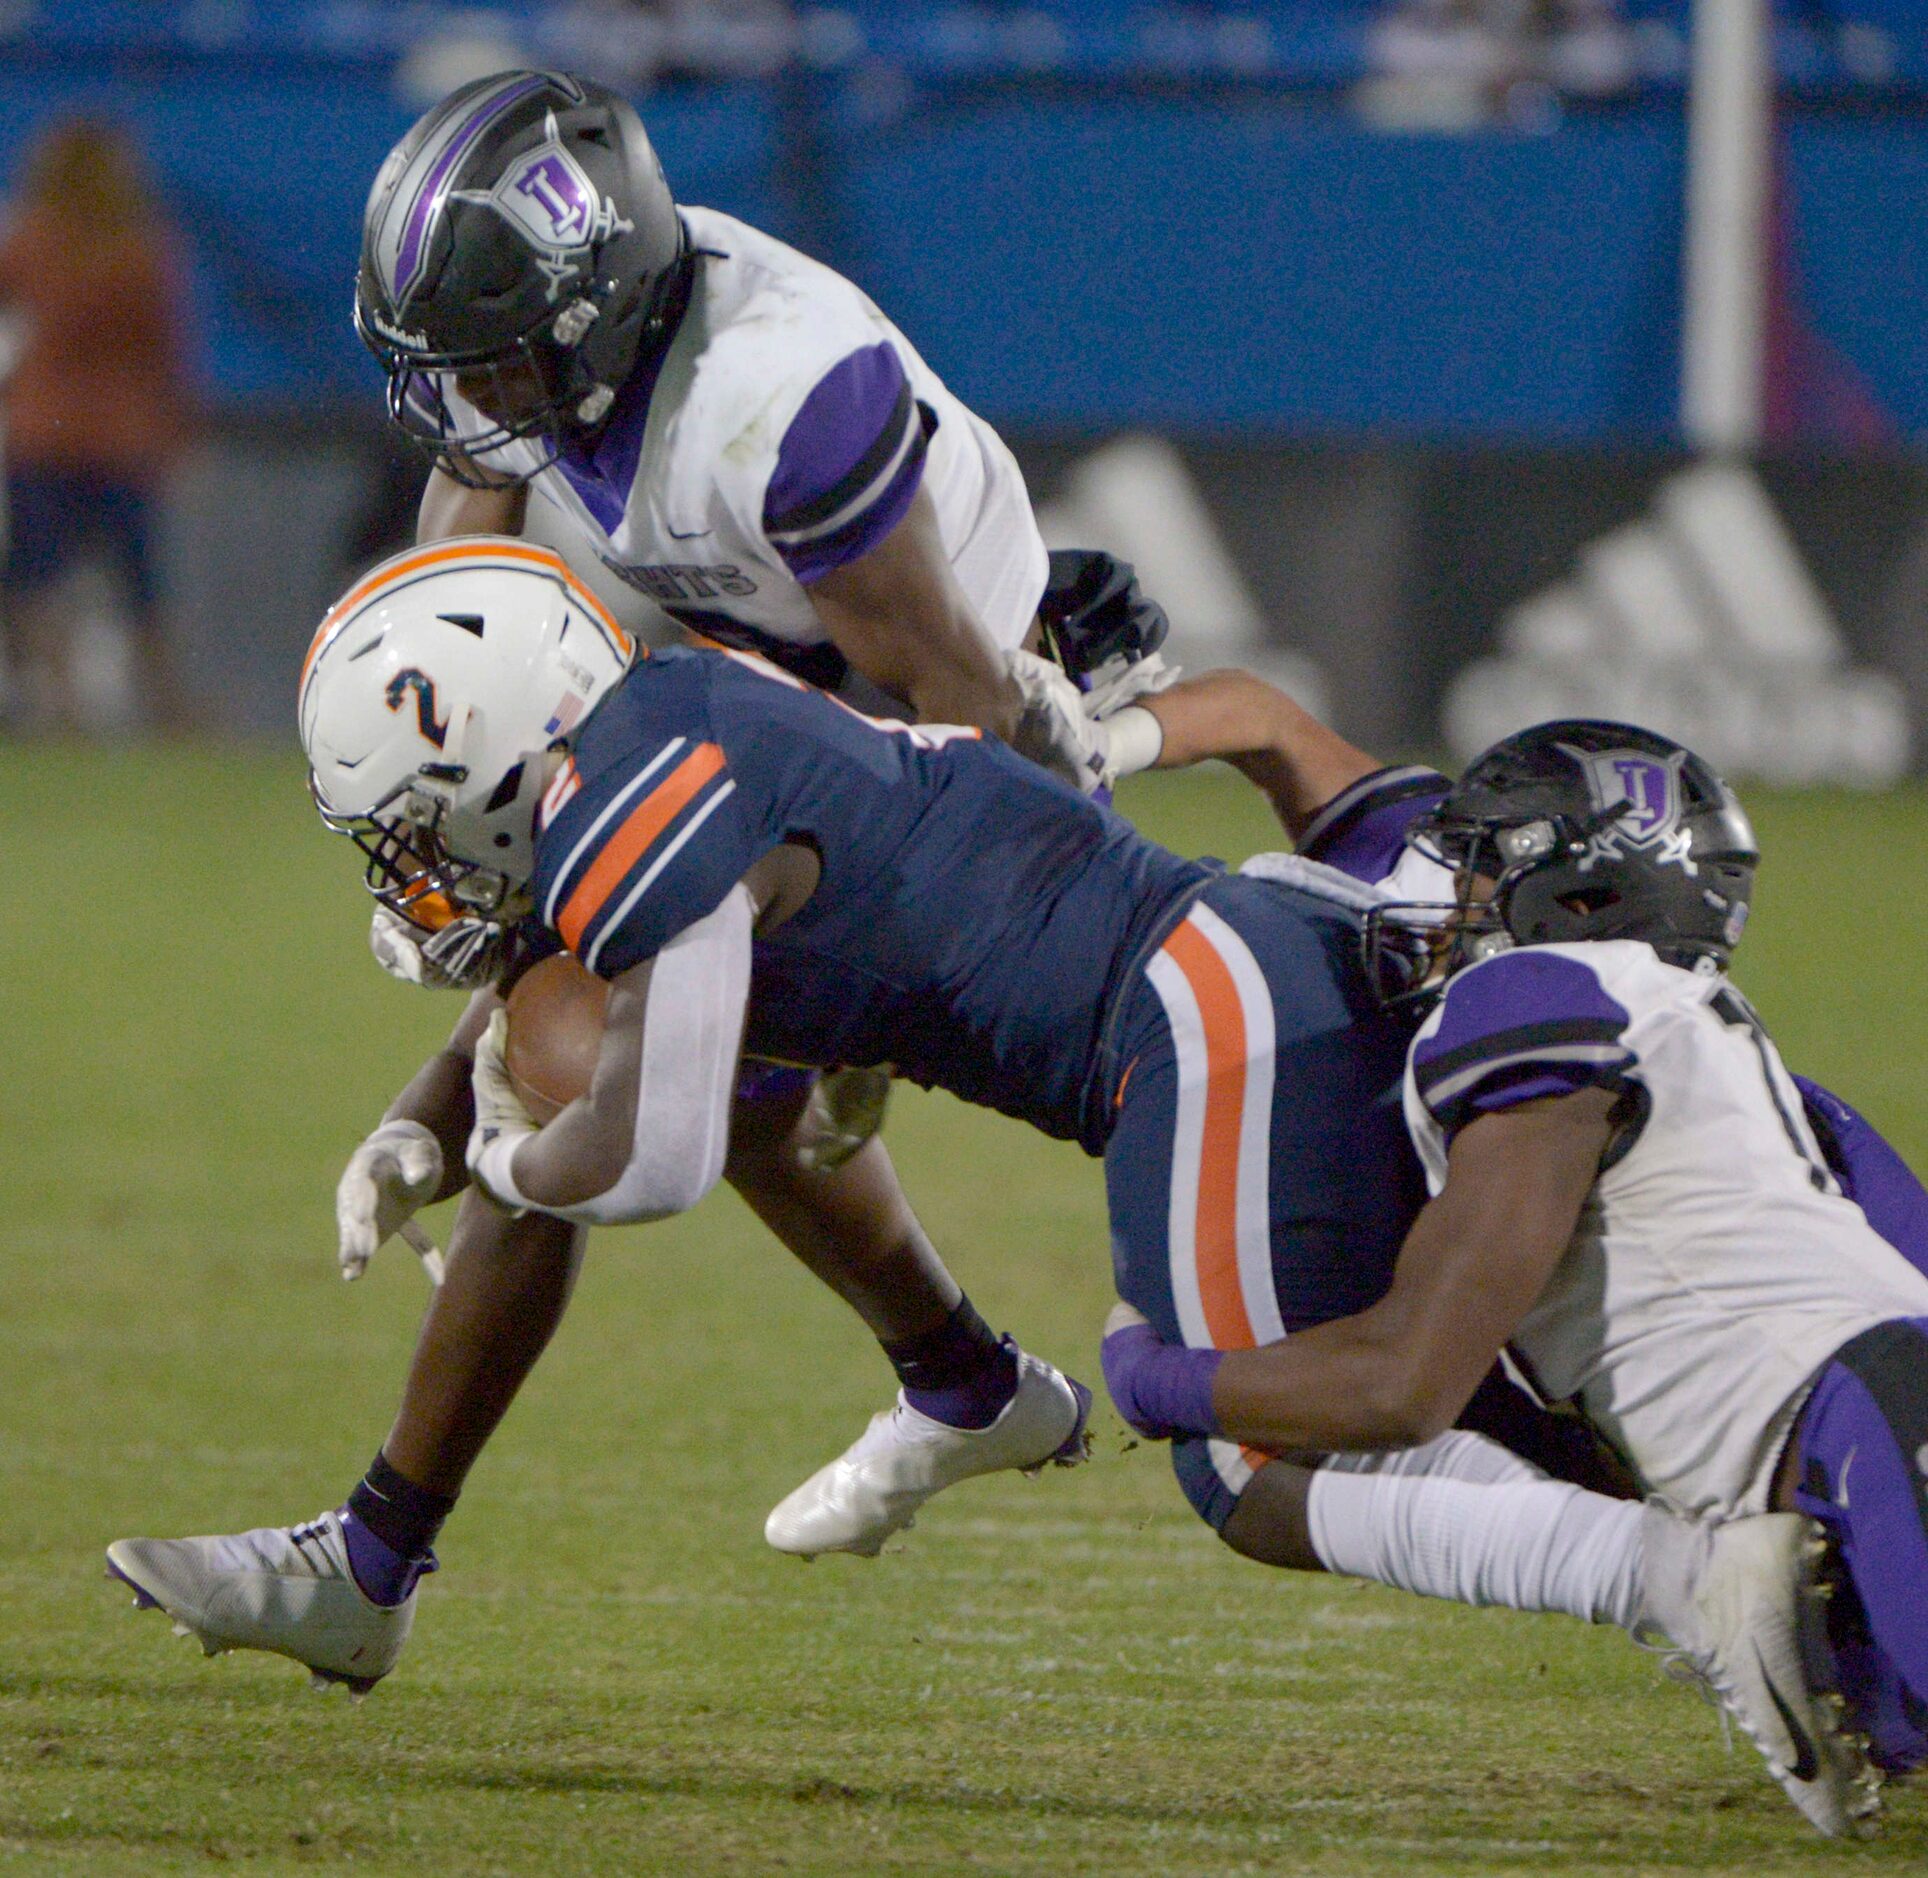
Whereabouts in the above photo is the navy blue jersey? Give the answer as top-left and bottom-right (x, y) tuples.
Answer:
(529, 645), (1210, 1147)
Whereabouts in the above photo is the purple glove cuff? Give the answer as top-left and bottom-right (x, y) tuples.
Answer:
(1102, 1321), (1224, 1441)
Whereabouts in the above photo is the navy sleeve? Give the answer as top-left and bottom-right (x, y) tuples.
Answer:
(763, 342), (930, 583)
(1299, 765), (1452, 884)
(1415, 950), (1637, 1144)
(537, 736), (754, 978)
(1794, 1076), (1928, 1282)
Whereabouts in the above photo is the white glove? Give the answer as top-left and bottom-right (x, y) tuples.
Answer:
(1008, 647), (1108, 794)
(369, 906), (505, 992)
(335, 1118), (443, 1282)
(1078, 651), (1177, 784)
(466, 1009), (539, 1212)
(1081, 648), (1181, 720)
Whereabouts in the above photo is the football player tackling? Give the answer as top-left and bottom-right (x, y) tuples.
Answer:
(356, 64), (1167, 975)
(1103, 716), (1928, 1834)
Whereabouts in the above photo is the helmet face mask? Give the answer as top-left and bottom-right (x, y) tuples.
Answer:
(362, 296), (626, 490)
(311, 776), (527, 932)
(1364, 720), (1760, 1008)
(1361, 873), (1511, 1011)
(356, 70), (688, 486)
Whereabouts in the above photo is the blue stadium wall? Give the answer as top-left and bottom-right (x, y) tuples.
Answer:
(0, 54), (1919, 443)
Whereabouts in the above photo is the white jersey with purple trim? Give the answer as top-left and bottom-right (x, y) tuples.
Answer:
(1404, 939), (1928, 1516)
(446, 207), (1047, 672)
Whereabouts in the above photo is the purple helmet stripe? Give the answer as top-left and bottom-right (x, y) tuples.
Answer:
(384, 72), (552, 311)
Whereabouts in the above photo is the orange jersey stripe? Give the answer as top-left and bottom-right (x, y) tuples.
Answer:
(557, 743), (727, 953)
(300, 540), (634, 697)
(1160, 917), (1257, 1351)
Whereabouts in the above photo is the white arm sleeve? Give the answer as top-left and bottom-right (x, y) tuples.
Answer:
(550, 885), (752, 1226)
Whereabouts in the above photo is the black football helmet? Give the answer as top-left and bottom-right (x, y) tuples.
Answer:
(356, 70), (689, 486)
(1366, 720), (1760, 1003)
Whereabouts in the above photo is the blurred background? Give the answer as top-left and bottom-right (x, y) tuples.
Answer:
(0, 0), (1922, 781)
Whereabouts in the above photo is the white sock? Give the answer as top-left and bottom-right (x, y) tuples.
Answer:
(1305, 1433), (1646, 1628)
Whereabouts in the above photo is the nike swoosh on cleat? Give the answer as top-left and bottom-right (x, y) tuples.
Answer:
(1755, 1643), (1820, 1782)
(667, 526), (713, 540)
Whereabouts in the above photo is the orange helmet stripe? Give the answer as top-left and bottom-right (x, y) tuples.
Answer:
(299, 539), (635, 702)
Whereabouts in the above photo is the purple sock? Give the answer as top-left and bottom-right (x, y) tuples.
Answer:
(889, 1298), (1021, 1431)
(1792, 1321), (1928, 1769)
(903, 1347), (1022, 1429)
(340, 1508), (438, 1607)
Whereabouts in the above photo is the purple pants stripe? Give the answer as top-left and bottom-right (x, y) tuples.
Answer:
(1793, 1316), (1928, 1772)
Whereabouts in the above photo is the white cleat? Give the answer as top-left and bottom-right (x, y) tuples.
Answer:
(765, 1351), (1092, 1559)
(105, 1510), (414, 1697)
(1636, 1505), (1879, 1837)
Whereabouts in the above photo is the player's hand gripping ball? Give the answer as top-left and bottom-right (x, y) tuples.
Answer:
(503, 954), (608, 1123)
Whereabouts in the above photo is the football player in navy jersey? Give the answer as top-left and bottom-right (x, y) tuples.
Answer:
(106, 541), (1443, 1693)
(110, 531), (1928, 1835)
(1104, 712), (1928, 1835)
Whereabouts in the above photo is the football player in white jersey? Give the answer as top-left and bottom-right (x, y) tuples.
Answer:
(356, 68), (1161, 779)
(1103, 710), (1928, 1834)
(324, 71), (1184, 1568)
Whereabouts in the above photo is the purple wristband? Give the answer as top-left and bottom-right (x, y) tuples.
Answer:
(1101, 1322), (1224, 1441)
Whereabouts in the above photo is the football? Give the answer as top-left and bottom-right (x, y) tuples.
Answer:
(503, 953), (608, 1124)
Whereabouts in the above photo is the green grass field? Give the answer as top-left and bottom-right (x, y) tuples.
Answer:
(5, 743), (1927, 1875)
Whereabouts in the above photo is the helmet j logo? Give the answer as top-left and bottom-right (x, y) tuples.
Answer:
(1560, 744), (1697, 875)
(509, 152), (592, 246)
(1606, 756), (1673, 839)
(456, 113), (636, 303)
(386, 669), (450, 749)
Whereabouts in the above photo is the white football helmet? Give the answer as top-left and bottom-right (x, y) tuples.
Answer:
(299, 537), (634, 926)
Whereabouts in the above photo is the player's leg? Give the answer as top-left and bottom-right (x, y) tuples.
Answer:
(1789, 1318), (1928, 1777)
(377, 1193), (584, 1500)
(1103, 902), (1306, 1548)
(738, 1070), (1090, 1559)
(725, 1066), (964, 1345)
(106, 1194), (581, 1694)
(101, 475), (192, 735)
(1220, 1439), (1644, 1626)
